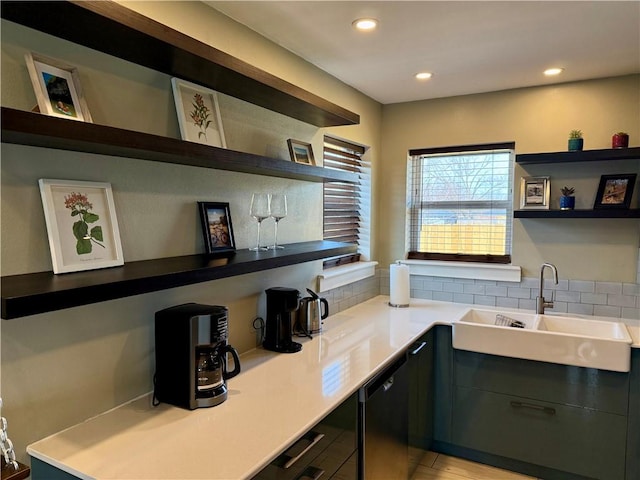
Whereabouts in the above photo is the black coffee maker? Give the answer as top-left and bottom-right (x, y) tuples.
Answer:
(154, 303), (241, 409)
(264, 287), (302, 353)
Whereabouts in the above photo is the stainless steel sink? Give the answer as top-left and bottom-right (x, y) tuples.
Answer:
(452, 308), (633, 372)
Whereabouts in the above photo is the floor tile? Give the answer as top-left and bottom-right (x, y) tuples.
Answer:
(433, 454), (536, 480)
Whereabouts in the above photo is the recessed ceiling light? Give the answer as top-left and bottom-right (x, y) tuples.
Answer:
(544, 68), (564, 76)
(352, 18), (378, 31)
(415, 72), (433, 80)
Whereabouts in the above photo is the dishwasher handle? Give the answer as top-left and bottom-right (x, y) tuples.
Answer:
(359, 353), (406, 402)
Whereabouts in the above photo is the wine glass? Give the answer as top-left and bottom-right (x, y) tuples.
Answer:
(269, 194), (287, 249)
(249, 193), (270, 251)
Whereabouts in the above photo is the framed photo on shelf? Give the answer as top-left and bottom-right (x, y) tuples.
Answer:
(198, 202), (236, 254)
(287, 139), (315, 165)
(593, 173), (637, 209)
(520, 176), (550, 210)
(25, 52), (92, 122)
(171, 78), (226, 148)
(38, 179), (124, 274)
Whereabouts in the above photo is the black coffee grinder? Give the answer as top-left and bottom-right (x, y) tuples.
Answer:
(264, 287), (302, 353)
(154, 303), (241, 409)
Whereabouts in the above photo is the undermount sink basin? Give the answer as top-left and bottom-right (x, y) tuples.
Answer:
(452, 308), (632, 372)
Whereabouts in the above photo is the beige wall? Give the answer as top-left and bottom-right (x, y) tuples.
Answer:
(0, 2), (381, 464)
(379, 75), (640, 280)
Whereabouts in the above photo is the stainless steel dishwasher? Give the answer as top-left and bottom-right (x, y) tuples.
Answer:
(358, 353), (409, 480)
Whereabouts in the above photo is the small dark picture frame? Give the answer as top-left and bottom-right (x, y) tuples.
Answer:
(593, 174), (637, 209)
(287, 139), (315, 165)
(198, 202), (236, 254)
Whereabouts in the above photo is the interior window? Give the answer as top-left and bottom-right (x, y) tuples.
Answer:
(407, 142), (515, 263)
(323, 136), (370, 268)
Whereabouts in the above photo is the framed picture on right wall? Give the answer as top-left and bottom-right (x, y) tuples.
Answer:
(593, 173), (637, 209)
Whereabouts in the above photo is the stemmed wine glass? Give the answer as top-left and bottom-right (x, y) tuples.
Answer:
(249, 193), (270, 251)
(269, 194), (287, 249)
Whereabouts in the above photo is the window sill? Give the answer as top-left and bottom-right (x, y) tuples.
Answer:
(403, 259), (521, 282)
(317, 261), (378, 292)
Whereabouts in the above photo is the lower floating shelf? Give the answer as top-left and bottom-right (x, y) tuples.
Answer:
(514, 209), (640, 219)
(1, 240), (356, 320)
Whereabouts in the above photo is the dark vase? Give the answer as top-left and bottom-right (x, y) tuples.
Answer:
(560, 196), (575, 210)
(568, 138), (583, 151)
(612, 133), (629, 149)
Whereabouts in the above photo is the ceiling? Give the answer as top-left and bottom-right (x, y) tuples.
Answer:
(205, 1), (640, 105)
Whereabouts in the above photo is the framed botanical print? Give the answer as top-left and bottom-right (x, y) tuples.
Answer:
(25, 52), (92, 122)
(39, 179), (124, 274)
(171, 78), (226, 148)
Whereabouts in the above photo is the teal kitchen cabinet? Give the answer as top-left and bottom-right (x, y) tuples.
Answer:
(627, 348), (640, 479)
(433, 325), (634, 480)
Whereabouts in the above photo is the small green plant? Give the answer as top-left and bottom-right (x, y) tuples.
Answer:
(561, 186), (575, 196)
(569, 130), (583, 139)
(615, 131), (628, 136)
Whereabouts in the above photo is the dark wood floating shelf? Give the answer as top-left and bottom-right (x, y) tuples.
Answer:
(516, 147), (640, 165)
(1, 240), (356, 320)
(1, 1), (359, 128)
(1, 108), (359, 184)
(514, 209), (640, 219)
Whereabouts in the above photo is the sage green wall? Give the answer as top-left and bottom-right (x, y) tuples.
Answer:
(379, 75), (640, 281)
(0, 2), (381, 464)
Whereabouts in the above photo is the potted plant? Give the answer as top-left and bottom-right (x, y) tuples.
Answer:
(612, 132), (629, 149)
(568, 130), (583, 151)
(560, 186), (575, 210)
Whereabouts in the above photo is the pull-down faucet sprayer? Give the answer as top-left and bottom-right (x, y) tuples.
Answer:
(536, 263), (558, 314)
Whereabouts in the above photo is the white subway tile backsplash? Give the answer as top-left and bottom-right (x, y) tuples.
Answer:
(375, 269), (638, 319)
(580, 292), (608, 305)
(453, 293), (474, 304)
(595, 282), (623, 295)
(607, 295), (637, 308)
(569, 280), (595, 293)
(568, 303), (594, 315)
(594, 305), (622, 318)
(507, 287), (531, 299)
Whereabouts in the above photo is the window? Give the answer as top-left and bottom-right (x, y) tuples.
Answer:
(323, 136), (370, 268)
(407, 142), (514, 263)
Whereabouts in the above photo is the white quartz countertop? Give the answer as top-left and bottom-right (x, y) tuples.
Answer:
(27, 296), (639, 480)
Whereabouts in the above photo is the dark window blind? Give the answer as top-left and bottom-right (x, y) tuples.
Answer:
(407, 142), (514, 263)
(323, 137), (367, 268)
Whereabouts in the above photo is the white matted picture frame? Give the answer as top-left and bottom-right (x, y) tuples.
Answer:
(520, 176), (550, 210)
(25, 52), (92, 122)
(39, 179), (124, 274)
(171, 77), (226, 148)
(287, 139), (315, 165)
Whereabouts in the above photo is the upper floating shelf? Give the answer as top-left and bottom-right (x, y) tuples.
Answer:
(516, 147), (640, 165)
(514, 209), (640, 219)
(1, 240), (357, 320)
(0, 0), (359, 128)
(1, 108), (359, 184)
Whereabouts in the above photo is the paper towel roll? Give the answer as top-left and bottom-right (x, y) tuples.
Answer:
(389, 262), (410, 307)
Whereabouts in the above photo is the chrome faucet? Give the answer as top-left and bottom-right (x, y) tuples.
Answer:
(536, 263), (558, 314)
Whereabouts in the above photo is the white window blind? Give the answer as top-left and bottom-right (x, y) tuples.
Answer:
(323, 136), (370, 267)
(407, 142), (514, 263)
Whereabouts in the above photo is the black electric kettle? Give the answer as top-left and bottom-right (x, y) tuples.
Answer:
(296, 288), (329, 335)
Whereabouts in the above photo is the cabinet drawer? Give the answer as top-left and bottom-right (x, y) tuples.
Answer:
(252, 424), (342, 480)
(452, 386), (627, 480)
(454, 349), (629, 414)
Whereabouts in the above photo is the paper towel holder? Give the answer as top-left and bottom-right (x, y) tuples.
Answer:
(389, 260), (410, 308)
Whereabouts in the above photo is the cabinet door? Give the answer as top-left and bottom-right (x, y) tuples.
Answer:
(433, 326), (454, 444)
(455, 349), (629, 415)
(627, 348), (640, 480)
(452, 386), (627, 480)
(408, 329), (434, 450)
